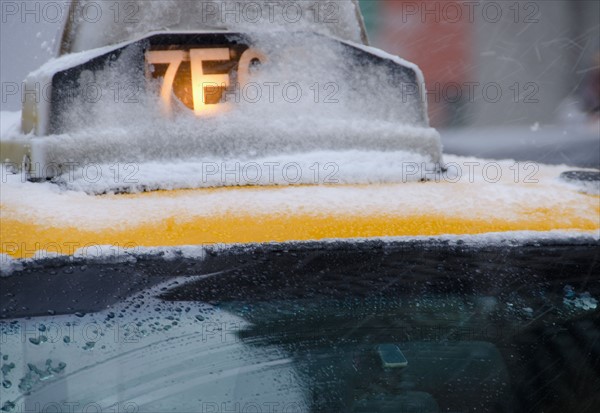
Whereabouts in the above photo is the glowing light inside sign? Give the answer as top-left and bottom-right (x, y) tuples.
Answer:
(190, 48), (230, 116)
(146, 47), (266, 116)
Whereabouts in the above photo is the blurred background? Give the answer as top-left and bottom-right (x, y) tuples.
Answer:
(359, 0), (600, 129)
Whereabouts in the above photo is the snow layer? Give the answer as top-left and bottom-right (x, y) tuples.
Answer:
(66, 0), (365, 53)
(1, 154), (597, 231)
(51, 150), (437, 193)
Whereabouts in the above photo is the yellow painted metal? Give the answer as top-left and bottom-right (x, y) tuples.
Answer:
(2, 185), (599, 259)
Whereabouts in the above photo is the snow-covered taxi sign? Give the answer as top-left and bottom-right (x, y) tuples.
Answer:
(0, 0), (598, 268)
(6, 0), (436, 180)
(19, 31), (426, 138)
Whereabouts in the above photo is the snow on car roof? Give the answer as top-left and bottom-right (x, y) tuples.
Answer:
(2, 154), (598, 231)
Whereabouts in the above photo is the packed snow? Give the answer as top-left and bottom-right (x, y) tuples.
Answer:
(1, 153), (597, 228)
(64, 0), (365, 53)
(51, 149), (439, 193)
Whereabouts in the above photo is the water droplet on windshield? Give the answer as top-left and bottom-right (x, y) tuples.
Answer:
(82, 342), (95, 350)
(28, 336), (47, 345)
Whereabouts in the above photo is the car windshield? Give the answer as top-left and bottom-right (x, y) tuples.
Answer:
(1, 241), (599, 412)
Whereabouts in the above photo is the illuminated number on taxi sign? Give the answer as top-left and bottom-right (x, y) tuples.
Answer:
(190, 48), (230, 116)
(146, 47), (266, 116)
(145, 50), (187, 113)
